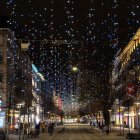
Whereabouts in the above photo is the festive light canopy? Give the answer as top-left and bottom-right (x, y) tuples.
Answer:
(0, 0), (139, 113)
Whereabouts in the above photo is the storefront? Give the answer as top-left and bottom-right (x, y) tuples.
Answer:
(123, 109), (135, 129)
(0, 112), (5, 129)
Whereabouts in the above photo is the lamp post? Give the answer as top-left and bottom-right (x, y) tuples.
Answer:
(118, 99), (122, 135)
(121, 106), (125, 136)
(71, 66), (78, 117)
(17, 102), (25, 140)
(47, 111), (50, 122)
(108, 109), (112, 132)
(71, 66), (78, 95)
(127, 101), (131, 134)
(18, 106), (21, 140)
(99, 111), (102, 127)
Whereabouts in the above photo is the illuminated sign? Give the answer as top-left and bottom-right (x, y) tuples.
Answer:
(32, 64), (45, 81)
(32, 64), (38, 73)
(38, 73), (45, 81)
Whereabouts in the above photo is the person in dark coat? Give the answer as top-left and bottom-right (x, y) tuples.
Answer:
(35, 123), (40, 136)
(48, 123), (54, 136)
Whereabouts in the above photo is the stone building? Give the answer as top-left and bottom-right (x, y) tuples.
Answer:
(111, 28), (140, 130)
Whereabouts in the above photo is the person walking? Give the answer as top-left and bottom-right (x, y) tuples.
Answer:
(35, 123), (40, 137)
(41, 122), (46, 133)
(14, 122), (19, 135)
(48, 123), (54, 136)
(24, 122), (28, 135)
(103, 125), (109, 135)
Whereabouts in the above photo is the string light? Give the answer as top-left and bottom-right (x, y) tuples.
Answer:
(2, 0), (140, 113)
(127, 1), (140, 38)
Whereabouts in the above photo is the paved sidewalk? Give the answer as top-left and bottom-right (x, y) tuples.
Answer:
(8, 125), (64, 140)
(86, 125), (140, 140)
(110, 126), (139, 135)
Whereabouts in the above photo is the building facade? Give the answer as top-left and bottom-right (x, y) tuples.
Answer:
(111, 28), (140, 130)
(0, 28), (18, 129)
(32, 64), (45, 127)
(0, 28), (33, 131)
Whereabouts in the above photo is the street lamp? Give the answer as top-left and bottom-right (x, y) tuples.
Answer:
(118, 99), (122, 136)
(47, 111), (50, 121)
(71, 66), (78, 90)
(108, 109), (112, 132)
(17, 102), (25, 140)
(99, 111), (102, 127)
(71, 66), (78, 117)
(72, 66), (78, 72)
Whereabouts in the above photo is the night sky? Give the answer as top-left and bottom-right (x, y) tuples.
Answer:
(0, 0), (139, 105)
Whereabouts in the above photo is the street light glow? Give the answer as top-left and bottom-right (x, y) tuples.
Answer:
(72, 66), (78, 72)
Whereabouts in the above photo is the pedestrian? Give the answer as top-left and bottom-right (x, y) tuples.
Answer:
(48, 123), (54, 136)
(98, 121), (100, 129)
(23, 122), (28, 135)
(14, 122), (19, 135)
(35, 123), (40, 137)
(41, 122), (46, 133)
(90, 120), (92, 126)
(112, 121), (115, 126)
(103, 125), (109, 135)
(101, 125), (104, 135)
(124, 121), (126, 127)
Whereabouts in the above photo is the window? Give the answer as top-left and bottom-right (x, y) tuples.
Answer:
(0, 48), (3, 64)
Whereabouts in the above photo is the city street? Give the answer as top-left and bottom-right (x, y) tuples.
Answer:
(9, 124), (127, 140)
(52, 125), (126, 140)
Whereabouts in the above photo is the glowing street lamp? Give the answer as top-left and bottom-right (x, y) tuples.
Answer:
(72, 66), (78, 72)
